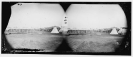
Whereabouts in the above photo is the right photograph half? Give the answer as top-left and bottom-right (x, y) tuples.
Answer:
(66, 4), (130, 54)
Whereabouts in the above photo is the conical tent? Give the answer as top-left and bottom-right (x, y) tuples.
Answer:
(118, 28), (125, 33)
(51, 27), (59, 33)
(118, 28), (122, 33)
(118, 28), (127, 34)
(110, 28), (118, 34)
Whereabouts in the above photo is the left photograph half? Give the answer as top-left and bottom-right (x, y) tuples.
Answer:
(2, 3), (66, 53)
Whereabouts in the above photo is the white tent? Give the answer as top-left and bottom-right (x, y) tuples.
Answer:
(118, 28), (127, 35)
(110, 28), (118, 34)
(59, 28), (68, 32)
(118, 28), (123, 33)
(51, 27), (59, 33)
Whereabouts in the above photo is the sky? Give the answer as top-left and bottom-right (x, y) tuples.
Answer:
(6, 3), (127, 30)
(66, 4), (127, 29)
(7, 3), (65, 29)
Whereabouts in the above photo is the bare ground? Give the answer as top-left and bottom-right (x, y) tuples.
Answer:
(5, 34), (63, 51)
(67, 34), (123, 52)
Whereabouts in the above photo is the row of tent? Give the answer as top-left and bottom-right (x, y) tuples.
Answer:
(4, 27), (59, 34)
(5, 27), (127, 35)
(51, 27), (127, 35)
(110, 28), (127, 35)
